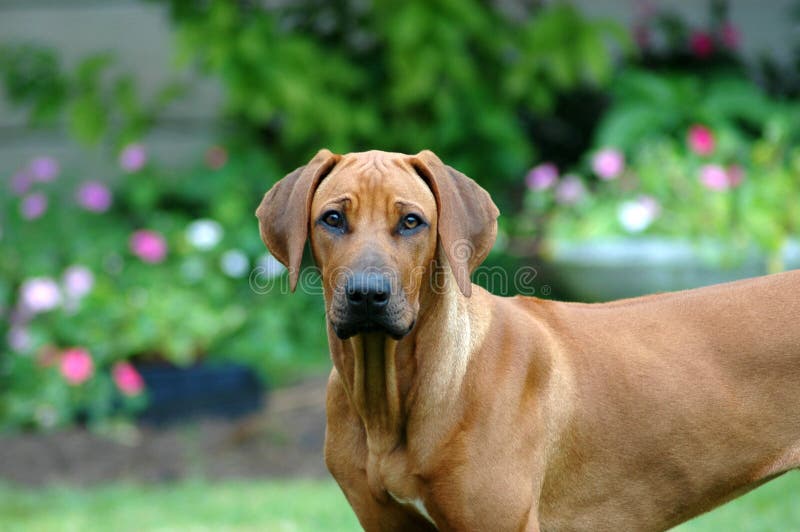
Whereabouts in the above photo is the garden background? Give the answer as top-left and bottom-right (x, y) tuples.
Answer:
(1, 0), (799, 529)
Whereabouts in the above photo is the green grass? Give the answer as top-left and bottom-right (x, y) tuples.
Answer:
(673, 471), (800, 531)
(0, 472), (797, 531)
(0, 479), (359, 532)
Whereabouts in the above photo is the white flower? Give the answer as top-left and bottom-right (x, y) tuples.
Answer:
(62, 265), (94, 300)
(19, 277), (61, 314)
(257, 253), (286, 279)
(7, 326), (32, 352)
(618, 196), (660, 233)
(185, 219), (223, 250)
(220, 249), (250, 278)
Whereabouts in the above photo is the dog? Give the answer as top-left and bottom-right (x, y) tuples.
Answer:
(256, 149), (800, 531)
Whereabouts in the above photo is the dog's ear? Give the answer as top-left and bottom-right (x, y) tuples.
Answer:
(256, 149), (340, 291)
(409, 150), (499, 297)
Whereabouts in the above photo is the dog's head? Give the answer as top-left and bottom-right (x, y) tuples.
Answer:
(256, 150), (498, 340)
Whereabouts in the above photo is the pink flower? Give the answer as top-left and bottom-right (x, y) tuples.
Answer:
(554, 175), (586, 205)
(76, 181), (112, 212)
(63, 265), (94, 300)
(10, 169), (33, 195)
(130, 230), (168, 263)
(726, 164), (744, 187)
(592, 148), (625, 180)
(699, 164), (730, 191)
(525, 163), (558, 191)
(721, 22), (740, 49)
(205, 145), (228, 170)
(20, 193), (48, 220)
(690, 31), (714, 58)
(19, 277), (61, 313)
(119, 143), (147, 172)
(112, 361), (145, 396)
(29, 156), (60, 182)
(60, 348), (94, 385)
(687, 125), (715, 156)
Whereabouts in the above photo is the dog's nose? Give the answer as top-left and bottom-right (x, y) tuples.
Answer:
(345, 273), (391, 313)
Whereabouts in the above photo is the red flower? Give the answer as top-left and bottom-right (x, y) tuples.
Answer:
(690, 32), (714, 58)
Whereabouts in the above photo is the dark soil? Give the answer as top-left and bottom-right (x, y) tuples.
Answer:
(0, 375), (331, 486)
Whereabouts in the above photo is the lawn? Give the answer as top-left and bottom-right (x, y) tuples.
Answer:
(0, 472), (797, 531)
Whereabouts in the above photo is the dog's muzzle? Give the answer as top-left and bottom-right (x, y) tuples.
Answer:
(331, 271), (414, 340)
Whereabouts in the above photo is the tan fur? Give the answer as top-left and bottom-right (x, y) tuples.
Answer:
(257, 150), (800, 531)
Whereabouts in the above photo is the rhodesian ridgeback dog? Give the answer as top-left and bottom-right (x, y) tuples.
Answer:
(257, 149), (800, 531)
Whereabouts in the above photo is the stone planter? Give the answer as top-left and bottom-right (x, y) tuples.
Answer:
(540, 238), (800, 302)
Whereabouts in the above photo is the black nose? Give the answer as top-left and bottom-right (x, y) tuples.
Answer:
(345, 273), (391, 313)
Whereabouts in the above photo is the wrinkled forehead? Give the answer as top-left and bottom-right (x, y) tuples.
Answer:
(311, 152), (436, 214)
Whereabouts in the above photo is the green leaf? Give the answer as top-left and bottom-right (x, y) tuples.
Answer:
(67, 95), (107, 144)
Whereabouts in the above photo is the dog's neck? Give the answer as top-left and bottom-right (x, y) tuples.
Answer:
(345, 331), (403, 454)
(327, 264), (476, 484)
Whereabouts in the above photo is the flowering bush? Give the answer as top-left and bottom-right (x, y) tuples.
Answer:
(520, 67), (800, 271)
(0, 144), (330, 430)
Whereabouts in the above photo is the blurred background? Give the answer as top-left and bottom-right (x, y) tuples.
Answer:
(1, 0), (799, 530)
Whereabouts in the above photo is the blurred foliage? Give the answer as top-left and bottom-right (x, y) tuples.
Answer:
(523, 67), (800, 269)
(0, 44), (184, 146)
(154, 0), (628, 207)
(515, 1), (800, 270)
(0, 142), (331, 430)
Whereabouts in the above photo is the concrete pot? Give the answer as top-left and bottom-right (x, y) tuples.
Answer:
(542, 238), (800, 302)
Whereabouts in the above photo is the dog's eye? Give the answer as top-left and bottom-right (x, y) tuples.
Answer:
(322, 210), (344, 229)
(399, 214), (425, 234)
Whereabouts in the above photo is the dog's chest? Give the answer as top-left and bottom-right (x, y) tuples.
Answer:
(373, 450), (436, 525)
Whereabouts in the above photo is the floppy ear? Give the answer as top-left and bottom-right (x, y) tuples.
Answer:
(408, 150), (499, 297)
(255, 149), (340, 291)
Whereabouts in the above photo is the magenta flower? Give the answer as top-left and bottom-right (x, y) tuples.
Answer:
(592, 148), (625, 180)
(721, 22), (740, 49)
(699, 164), (730, 191)
(525, 163), (558, 191)
(60, 348), (94, 385)
(130, 229), (168, 263)
(687, 125), (715, 156)
(690, 31), (714, 58)
(76, 181), (112, 212)
(10, 169), (33, 195)
(29, 156), (60, 182)
(554, 175), (586, 205)
(205, 145), (228, 170)
(19, 277), (62, 314)
(20, 193), (48, 220)
(112, 361), (145, 396)
(63, 265), (94, 300)
(119, 143), (147, 172)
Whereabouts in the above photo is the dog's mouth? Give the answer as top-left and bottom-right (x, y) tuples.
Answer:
(332, 317), (415, 341)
